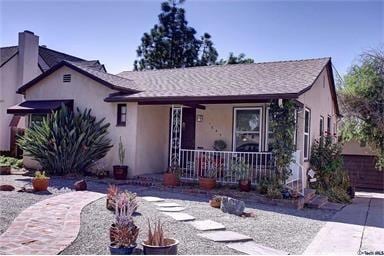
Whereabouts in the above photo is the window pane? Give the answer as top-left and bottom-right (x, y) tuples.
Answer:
(31, 114), (45, 125)
(304, 110), (310, 132)
(121, 113), (126, 122)
(327, 117), (331, 133)
(121, 106), (127, 114)
(320, 118), (324, 135)
(236, 109), (260, 132)
(235, 133), (260, 152)
(304, 135), (308, 158)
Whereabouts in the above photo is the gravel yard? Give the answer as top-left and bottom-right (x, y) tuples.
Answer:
(1, 175), (337, 254)
(61, 188), (336, 255)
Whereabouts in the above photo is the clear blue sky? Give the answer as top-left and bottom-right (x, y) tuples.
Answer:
(1, 0), (382, 75)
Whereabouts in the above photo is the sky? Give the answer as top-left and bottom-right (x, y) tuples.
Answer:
(0, 0), (383, 75)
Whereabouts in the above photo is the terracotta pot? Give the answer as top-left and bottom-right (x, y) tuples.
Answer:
(239, 179), (251, 192)
(113, 166), (128, 180)
(209, 199), (221, 208)
(142, 239), (178, 255)
(0, 166), (11, 175)
(163, 173), (180, 187)
(199, 177), (216, 190)
(32, 178), (49, 191)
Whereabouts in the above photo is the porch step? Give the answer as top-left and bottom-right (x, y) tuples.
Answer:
(304, 188), (317, 203)
(305, 195), (328, 209)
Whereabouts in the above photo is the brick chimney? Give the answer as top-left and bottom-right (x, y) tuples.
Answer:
(18, 30), (39, 85)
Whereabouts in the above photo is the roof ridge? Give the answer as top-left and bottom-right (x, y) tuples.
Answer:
(119, 57), (331, 75)
(65, 60), (134, 82)
(0, 45), (18, 49)
(39, 46), (85, 61)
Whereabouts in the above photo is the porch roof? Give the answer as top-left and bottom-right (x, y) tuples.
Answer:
(7, 99), (73, 115)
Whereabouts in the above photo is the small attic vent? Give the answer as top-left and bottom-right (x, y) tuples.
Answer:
(63, 74), (71, 83)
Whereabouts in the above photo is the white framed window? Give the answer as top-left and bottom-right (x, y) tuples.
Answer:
(233, 107), (262, 152)
(303, 108), (311, 160)
(320, 116), (324, 136)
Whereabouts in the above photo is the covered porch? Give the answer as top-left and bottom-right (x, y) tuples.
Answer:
(136, 99), (305, 194)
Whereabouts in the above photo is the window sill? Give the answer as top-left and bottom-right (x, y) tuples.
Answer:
(116, 124), (126, 127)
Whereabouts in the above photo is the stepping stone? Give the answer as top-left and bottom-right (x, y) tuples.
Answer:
(163, 212), (195, 221)
(142, 196), (164, 202)
(156, 207), (186, 212)
(190, 220), (225, 231)
(154, 202), (181, 207)
(227, 241), (288, 255)
(197, 231), (252, 242)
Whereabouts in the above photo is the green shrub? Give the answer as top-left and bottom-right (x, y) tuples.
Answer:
(266, 185), (283, 199)
(0, 156), (23, 169)
(310, 135), (352, 203)
(18, 105), (112, 175)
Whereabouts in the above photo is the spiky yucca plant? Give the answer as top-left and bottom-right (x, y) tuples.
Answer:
(18, 105), (112, 175)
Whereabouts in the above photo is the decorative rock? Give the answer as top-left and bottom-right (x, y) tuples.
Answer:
(74, 180), (87, 191)
(0, 184), (15, 191)
(220, 196), (245, 216)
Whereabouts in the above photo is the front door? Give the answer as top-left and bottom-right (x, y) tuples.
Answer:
(181, 108), (196, 149)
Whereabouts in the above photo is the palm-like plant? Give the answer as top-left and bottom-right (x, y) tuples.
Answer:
(17, 105), (112, 175)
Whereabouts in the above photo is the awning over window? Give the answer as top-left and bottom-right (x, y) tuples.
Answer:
(7, 100), (73, 115)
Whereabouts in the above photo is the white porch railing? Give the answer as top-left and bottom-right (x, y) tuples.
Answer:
(179, 149), (274, 185)
(179, 149), (305, 196)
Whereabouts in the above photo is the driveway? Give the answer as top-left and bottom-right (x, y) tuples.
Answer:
(304, 192), (384, 255)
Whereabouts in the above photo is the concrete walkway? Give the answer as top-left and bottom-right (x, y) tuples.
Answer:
(0, 191), (104, 255)
(304, 192), (384, 255)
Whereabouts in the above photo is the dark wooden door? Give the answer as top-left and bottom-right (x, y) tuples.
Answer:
(181, 108), (196, 149)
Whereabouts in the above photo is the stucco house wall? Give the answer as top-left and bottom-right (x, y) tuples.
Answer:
(195, 103), (267, 151)
(22, 66), (141, 175)
(135, 105), (169, 174)
(298, 67), (338, 171)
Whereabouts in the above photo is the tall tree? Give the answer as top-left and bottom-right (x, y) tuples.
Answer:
(340, 48), (384, 170)
(217, 52), (254, 65)
(134, 0), (218, 70)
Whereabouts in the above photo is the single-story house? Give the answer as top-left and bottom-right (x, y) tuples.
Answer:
(3, 31), (341, 195)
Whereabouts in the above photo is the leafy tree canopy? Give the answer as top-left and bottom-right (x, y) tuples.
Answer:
(134, 0), (218, 70)
(134, 0), (254, 70)
(217, 52), (255, 65)
(340, 47), (384, 170)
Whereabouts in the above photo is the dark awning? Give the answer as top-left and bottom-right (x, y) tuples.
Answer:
(7, 100), (74, 115)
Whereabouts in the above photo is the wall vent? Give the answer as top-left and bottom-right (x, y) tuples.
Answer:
(63, 74), (71, 83)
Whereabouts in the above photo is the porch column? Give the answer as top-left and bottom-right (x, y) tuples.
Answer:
(169, 105), (182, 167)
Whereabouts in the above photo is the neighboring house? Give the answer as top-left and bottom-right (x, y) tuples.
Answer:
(342, 141), (383, 191)
(4, 31), (340, 194)
(0, 30), (105, 155)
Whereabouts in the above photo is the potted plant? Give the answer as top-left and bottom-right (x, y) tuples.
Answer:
(109, 193), (139, 255)
(142, 219), (179, 255)
(32, 171), (49, 191)
(232, 158), (252, 192)
(199, 168), (217, 190)
(0, 164), (11, 175)
(113, 137), (128, 180)
(163, 163), (180, 187)
(107, 184), (119, 210)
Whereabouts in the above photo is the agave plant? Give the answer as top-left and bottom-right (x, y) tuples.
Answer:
(17, 104), (112, 175)
(146, 219), (166, 246)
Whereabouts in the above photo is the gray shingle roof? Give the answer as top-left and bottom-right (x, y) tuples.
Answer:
(115, 57), (331, 99)
(0, 46), (18, 66)
(0, 45), (106, 72)
(17, 60), (138, 94)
